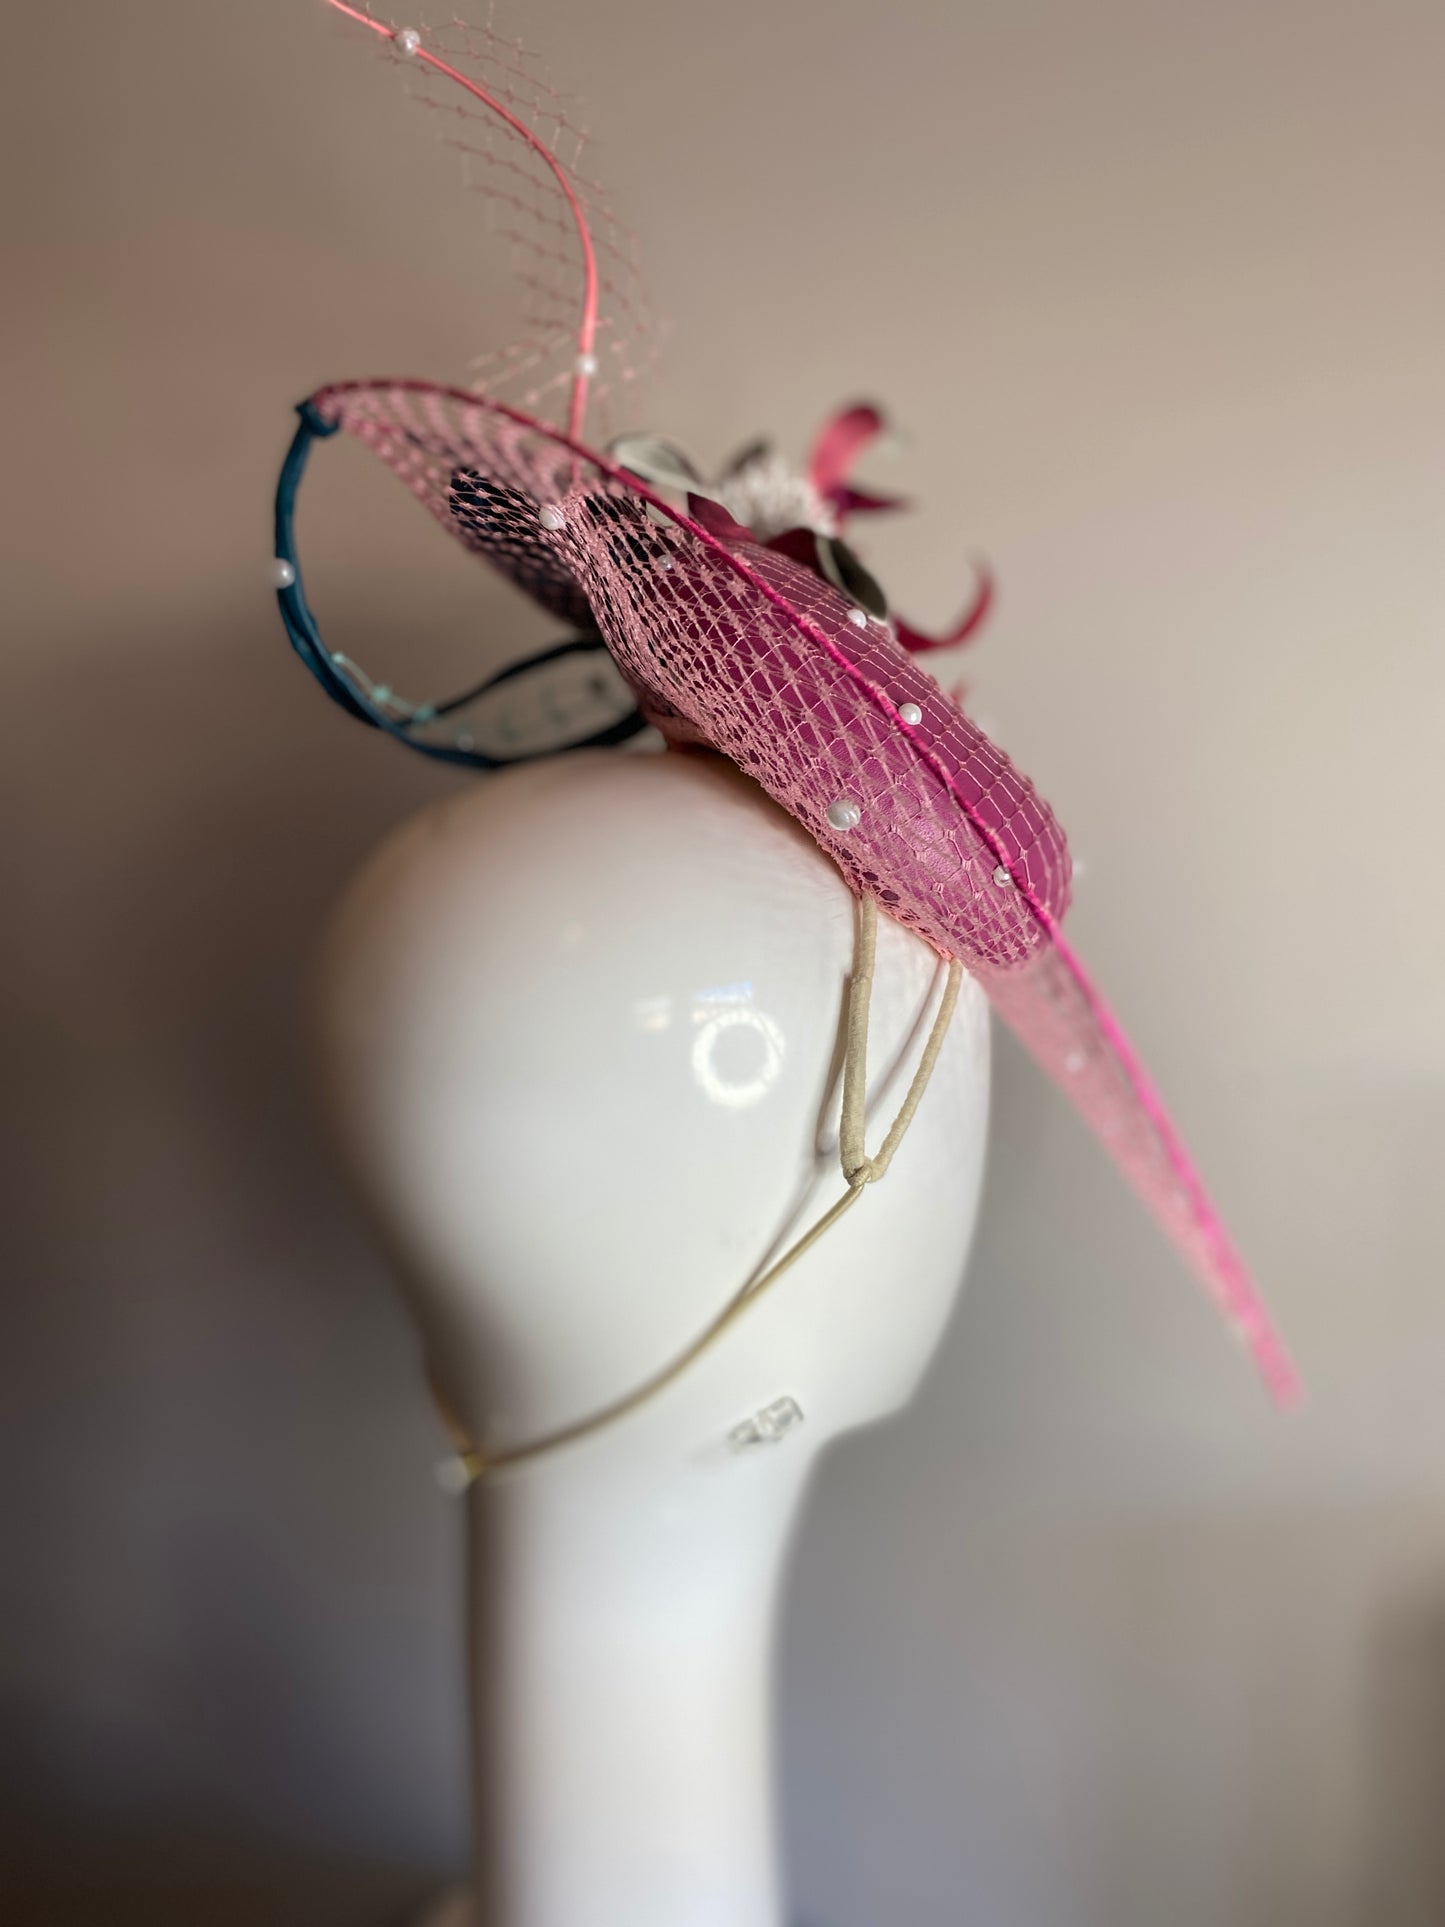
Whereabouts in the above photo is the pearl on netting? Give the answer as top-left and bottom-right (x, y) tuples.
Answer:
(456, 731), (475, 750)
(826, 798), (862, 833)
(393, 28), (422, 55)
(846, 607), (868, 628)
(993, 864), (1014, 887)
(373, 685), (392, 705)
(272, 557), (296, 589)
(537, 504), (567, 531)
(898, 702), (923, 726)
(575, 352), (599, 377)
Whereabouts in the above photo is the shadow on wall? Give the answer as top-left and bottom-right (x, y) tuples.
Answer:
(1357, 1591), (1445, 1927)
(0, 596), (476, 1915)
(779, 1058), (1445, 1927)
(0, 1834), (437, 1927)
(782, 1473), (1445, 1927)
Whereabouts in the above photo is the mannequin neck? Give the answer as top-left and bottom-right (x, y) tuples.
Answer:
(464, 1438), (818, 1927)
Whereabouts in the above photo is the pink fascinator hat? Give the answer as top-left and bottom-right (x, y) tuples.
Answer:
(274, 2), (1298, 1411)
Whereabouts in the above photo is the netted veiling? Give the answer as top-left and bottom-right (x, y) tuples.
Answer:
(332, 5), (653, 425)
(977, 948), (1292, 1387)
(309, 380), (1294, 1399)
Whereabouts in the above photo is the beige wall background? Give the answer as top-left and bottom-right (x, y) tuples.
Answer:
(3, 1), (1443, 1921)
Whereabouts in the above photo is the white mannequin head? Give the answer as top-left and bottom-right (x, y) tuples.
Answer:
(315, 746), (991, 1484)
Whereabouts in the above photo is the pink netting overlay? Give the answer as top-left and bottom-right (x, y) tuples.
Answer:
(309, 379), (1297, 1402)
(327, 4), (653, 426)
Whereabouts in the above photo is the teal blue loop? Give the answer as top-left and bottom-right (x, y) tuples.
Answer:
(272, 395), (647, 768)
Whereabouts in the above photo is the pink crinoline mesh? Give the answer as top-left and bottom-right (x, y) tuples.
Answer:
(310, 378), (1297, 1403)
(324, 6), (655, 422)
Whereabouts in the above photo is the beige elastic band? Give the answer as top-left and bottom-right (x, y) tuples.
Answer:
(435, 895), (965, 1481)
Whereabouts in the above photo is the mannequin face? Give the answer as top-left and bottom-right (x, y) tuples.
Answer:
(317, 749), (991, 1477)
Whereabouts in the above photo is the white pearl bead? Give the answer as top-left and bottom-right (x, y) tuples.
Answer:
(456, 730), (475, 750)
(898, 702), (922, 726)
(575, 352), (599, 377)
(272, 557), (296, 589)
(993, 864), (1014, 887)
(826, 798), (862, 833)
(394, 28), (422, 55)
(846, 607), (868, 628)
(537, 504), (567, 531)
